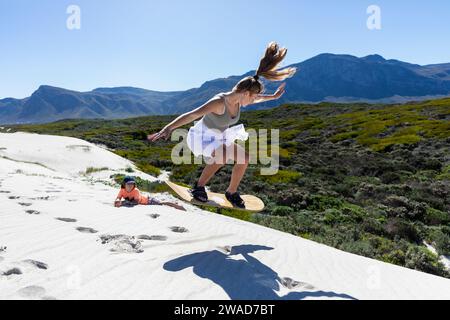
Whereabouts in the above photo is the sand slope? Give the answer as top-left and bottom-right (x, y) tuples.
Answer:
(1, 132), (449, 300)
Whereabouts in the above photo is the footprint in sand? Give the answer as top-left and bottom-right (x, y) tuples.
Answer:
(0, 246), (6, 253)
(280, 277), (315, 290)
(76, 227), (98, 234)
(98, 234), (143, 253)
(112, 239), (143, 253)
(18, 202), (33, 207)
(17, 286), (46, 299)
(2, 267), (22, 276)
(26, 210), (40, 215)
(137, 235), (168, 241)
(22, 259), (48, 270)
(170, 226), (189, 233)
(148, 214), (160, 219)
(99, 234), (128, 244)
(56, 217), (77, 223)
(31, 196), (50, 201)
(8, 196), (20, 200)
(0, 190), (11, 194)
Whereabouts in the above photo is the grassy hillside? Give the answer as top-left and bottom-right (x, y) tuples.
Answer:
(3, 98), (450, 278)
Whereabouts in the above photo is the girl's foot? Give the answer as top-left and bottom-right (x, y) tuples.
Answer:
(225, 191), (245, 209)
(190, 182), (208, 203)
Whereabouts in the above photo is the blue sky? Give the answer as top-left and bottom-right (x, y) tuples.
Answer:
(1, 0), (449, 98)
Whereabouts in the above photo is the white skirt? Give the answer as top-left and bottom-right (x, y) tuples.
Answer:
(186, 119), (249, 158)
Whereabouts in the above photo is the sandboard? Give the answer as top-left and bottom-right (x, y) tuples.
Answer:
(165, 180), (265, 212)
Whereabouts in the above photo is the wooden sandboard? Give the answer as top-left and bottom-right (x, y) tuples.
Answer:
(165, 180), (265, 213)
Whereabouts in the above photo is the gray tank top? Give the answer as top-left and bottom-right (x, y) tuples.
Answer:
(201, 93), (241, 132)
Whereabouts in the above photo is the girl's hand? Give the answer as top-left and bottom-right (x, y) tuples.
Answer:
(274, 83), (286, 99)
(148, 126), (173, 142)
(114, 200), (122, 208)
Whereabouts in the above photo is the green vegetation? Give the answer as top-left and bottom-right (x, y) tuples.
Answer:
(256, 169), (302, 184)
(5, 97), (450, 278)
(84, 167), (109, 175)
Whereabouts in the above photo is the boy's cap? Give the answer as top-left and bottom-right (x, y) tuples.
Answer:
(123, 176), (136, 184)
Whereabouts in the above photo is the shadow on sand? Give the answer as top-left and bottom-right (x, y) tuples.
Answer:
(163, 244), (356, 300)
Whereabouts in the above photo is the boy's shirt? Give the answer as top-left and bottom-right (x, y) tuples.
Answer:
(117, 187), (149, 205)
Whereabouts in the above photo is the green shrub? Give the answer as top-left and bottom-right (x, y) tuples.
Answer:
(257, 170), (302, 184)
(220, 208), (253, 221)
(307, 195), (343, 211)
(384, 218), (421, 243)
(330, 131), (361, 142)
(381, 249), (406, 265)
(137, 162), (161, 177)
(272, 206), (295, 216)
(85, 167), (109, 175)
(437, 165), (450, 180)
(405, 246), (449, 278)
(428, 229), (450, 256)
(425, 207), (450, 226)
(171, 164), (198, 181)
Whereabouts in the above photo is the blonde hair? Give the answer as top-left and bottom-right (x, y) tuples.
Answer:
(233, 42), (297, 94)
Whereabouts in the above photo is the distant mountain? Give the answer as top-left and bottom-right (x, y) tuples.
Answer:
(1, 53), (450, 124)
(0, 86), (184, 124)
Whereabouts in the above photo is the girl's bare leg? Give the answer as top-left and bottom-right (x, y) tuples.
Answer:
(197, 145), (227, 187)
(197, 143), (249, 193)
(197, 163), (224, 187)
(226, 143), (249, 194)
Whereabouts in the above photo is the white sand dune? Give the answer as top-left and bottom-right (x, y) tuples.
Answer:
(0, 132), (449, 300)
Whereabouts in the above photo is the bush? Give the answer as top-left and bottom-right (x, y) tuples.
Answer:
(428, 229), (450, 256)
(381, 249), (406, 265)
(380, 171), (402, 184)
(272, 206), (295, 216)
(425, 207), (450, 226)
(384, 218), (421, 243)
(307, 195), (343, 211)
(405, 246), (449, 278)
(252, 215), (299, 235)
(220, 208), (253, 221)
(171, 164), (198, 182)
(85, 167), (109, 175)
(384, 195), (426, 221)
(341, 204), (366, 223)
(275, 188), (310, 209)
(323, 208), (342, 225)
(257, 170), (302, 184)
(340, 240), (374, 258)
(136, 162), (161, 177)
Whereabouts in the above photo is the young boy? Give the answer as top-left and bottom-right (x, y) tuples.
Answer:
(115, 176), (185, 211)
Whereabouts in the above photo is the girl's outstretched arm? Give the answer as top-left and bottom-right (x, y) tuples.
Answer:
(147, 96), (224, 142)
(253, 83), (286, 104)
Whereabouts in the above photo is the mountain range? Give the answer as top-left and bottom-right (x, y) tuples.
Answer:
(1, 53), (450, 124)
